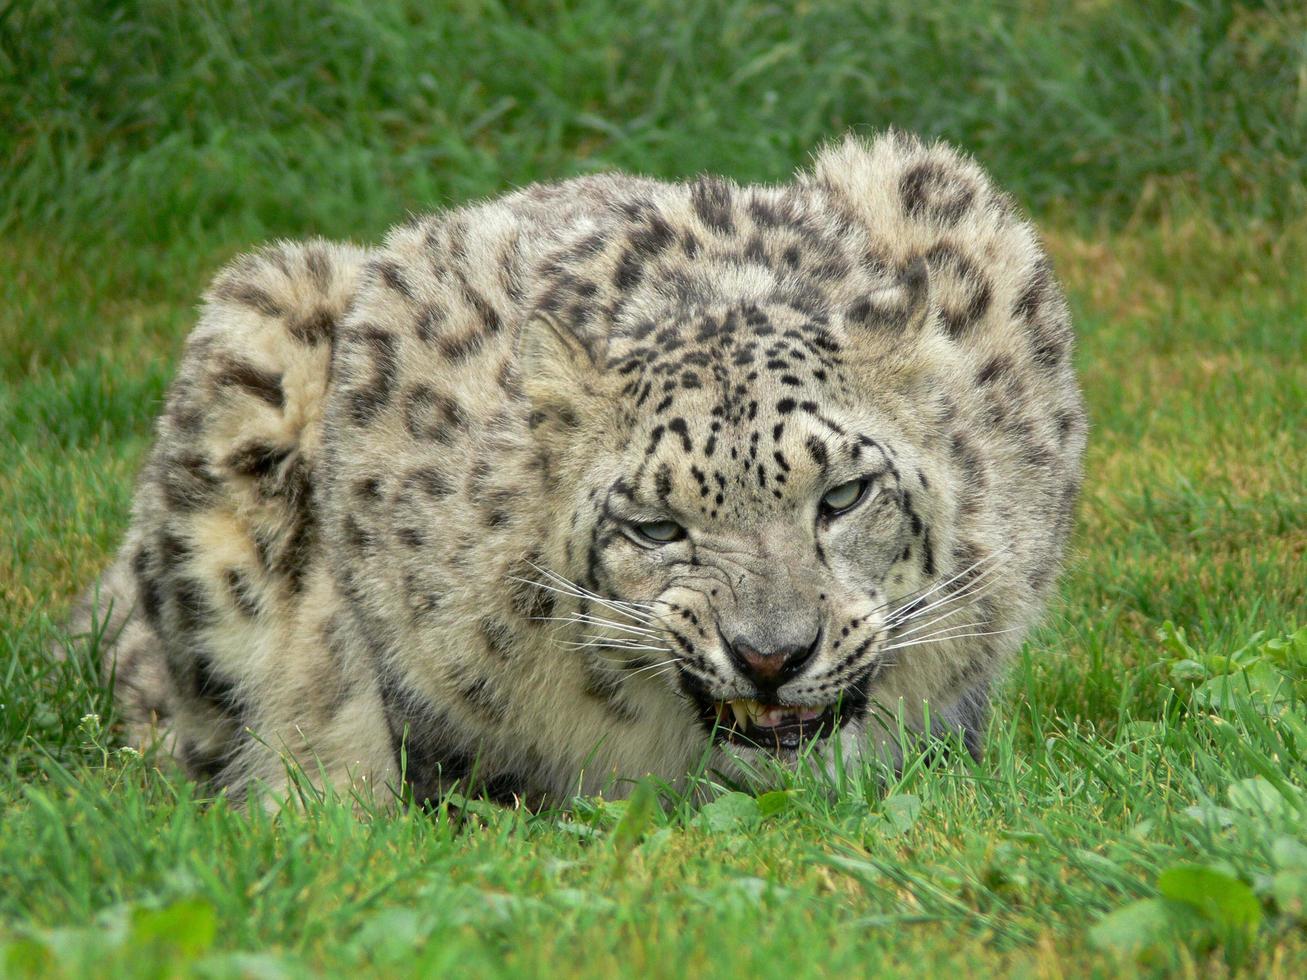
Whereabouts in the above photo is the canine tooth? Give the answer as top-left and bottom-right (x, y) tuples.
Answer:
(729, 700), (750, 729)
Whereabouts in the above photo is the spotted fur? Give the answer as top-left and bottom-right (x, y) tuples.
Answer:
(72, 132), (1085, 805)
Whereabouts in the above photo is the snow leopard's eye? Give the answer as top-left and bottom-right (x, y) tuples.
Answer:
(819, 478), (867, 517)
(629, 520), (686, 545)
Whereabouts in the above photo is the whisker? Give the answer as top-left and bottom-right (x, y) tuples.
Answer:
(886, 555), (1008, 629)
(573, 614), (665, 636)
(564, 637), (673, 654)
(883, 547), (1010, 625)
(888, 588), (998, 640)
(573, 632), (664, 646)
(585, 651), (658, 666)
(573, 648), (683, 682)
(885, 620), (993, 646)
(527, 563), (660, 613)
(622, 658), (685, 678)
(576, 634), (671, 650)
(880, 626), (1018, 653)
(870, 557), (986, 619)
(507, 574), (657, 626)
(533, 613), (665, 639)
(886, 560), (1002, 628)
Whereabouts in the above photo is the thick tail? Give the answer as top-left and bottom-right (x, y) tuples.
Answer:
(67, 237), (370, 765)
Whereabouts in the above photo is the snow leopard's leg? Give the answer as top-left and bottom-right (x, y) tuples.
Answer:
(72, 239), (389, 797)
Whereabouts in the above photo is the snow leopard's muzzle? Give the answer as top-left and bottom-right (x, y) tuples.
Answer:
(676, 626), (883, 753)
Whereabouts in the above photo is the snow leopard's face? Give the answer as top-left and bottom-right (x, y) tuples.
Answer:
(526, 293), (950, 755)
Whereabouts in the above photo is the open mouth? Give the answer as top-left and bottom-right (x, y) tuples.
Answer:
(679, 667), (877, 754)
(709, 698), (841, 751)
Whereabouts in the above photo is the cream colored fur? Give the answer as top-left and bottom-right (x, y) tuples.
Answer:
(71, 132), (1085, 807)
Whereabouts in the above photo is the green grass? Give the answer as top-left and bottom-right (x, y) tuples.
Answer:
(2, 0), (1305, 975)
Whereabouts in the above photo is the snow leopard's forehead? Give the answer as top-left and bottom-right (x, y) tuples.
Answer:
(599, 301), (866, 518)
(606, 301), (843, 416)
(528, 174), (906, 363)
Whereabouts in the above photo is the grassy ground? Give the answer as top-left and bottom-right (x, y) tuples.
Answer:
(2, 1), (1305, 975)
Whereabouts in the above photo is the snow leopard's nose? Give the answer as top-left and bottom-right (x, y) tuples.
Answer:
(723, 629), (821, 691)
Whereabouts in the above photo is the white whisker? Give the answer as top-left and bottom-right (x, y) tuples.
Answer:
(880, 626), (1018, 653)
(577, 634), (670, 649)
(883, 547), (1010, 626)
(573, 615), (664, 637)
(887, 562), (1001, 628)
(622, 658), (685, 678)
(875, 556), (987, 617)
(527, 563), (660, 614)
(886, 555), (1008, 629)
(886, 620), (993, 646)
(564, 637), (673, 654)
(533, 613), (664, 638)
(507, 574), (658, 626)
(890, 583), (1001, 638)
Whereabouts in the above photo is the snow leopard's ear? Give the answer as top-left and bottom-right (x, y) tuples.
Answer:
(845, 257), (933, 338)
(518, 311), (609, 418)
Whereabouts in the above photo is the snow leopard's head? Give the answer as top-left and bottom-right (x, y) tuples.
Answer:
(518, 137), (1080, 758)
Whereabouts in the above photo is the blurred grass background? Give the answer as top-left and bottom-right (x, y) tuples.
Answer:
(5, 0), (1306, 239)
(1, 1), (1305, 975)
(3, 0), (1305, 376)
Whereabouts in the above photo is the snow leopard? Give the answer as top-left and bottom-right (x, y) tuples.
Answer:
(71, 131), (1085, 807)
